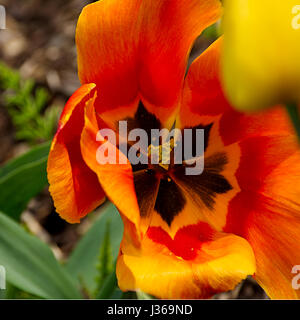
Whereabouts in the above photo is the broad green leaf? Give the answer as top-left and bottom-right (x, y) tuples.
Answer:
(66, 202), (123, 294)
(0, 282), (39, 300)
(0, 142), (50, 220)
(0, 211), (82, 299)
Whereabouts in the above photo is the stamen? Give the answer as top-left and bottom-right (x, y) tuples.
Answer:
(147, 137), (176, 171)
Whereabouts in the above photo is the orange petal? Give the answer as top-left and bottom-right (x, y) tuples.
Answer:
(76, 0), (221, 128)
(178, 37), (231, 129)
(80, 92), (141, 230)
(47, 84), (105, 223)
(181, 39), (300, 298)
(180, 38), (294, 139)
(219, 107), (294, 146)
(234, 135), (298, 193)
(117, 220), (255, 299)
(226, 191), (300, 299)
(225, 141), (300, 298)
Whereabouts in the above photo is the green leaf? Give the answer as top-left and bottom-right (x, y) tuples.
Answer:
(0, 211), (82, 299)
(65, 202), (123, 294)
(0, 63), (58, 144)
(94, 220), (114, 295)
(136, 291), (157, 300)
(96, 263), (121, 300)
(0, 142), (50, 220)
(0, 282), (40, 300)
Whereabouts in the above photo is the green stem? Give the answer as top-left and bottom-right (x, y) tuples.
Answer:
(95, 260), (118, 299)
(286, 103), (300, 140)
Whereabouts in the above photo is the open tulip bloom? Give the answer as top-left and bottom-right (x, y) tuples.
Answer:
(47, 0), (300, 299)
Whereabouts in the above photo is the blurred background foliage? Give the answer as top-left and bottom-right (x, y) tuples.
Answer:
(0, 63), (59, 144)
(0, 0), (266, 299)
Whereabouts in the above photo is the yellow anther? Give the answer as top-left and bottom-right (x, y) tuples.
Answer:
(147, 137), (175, 171)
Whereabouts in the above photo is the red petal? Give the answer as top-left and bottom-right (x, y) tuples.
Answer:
(47, 84), (105, 223)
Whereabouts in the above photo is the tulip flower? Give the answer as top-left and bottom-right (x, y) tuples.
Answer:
(222, 0), (300, 135)
(48, 0), (300, 299)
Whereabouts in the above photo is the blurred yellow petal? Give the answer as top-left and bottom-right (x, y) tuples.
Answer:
(222, 0), (300, 111)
